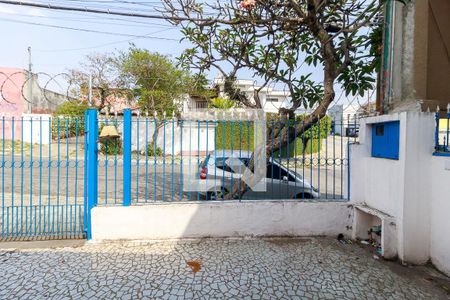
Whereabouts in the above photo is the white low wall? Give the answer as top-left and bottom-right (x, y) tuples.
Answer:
(91, 201), (352, 241)
(351, 112), (450, 276)
(351, 113), (408, 218)
(430, 156), (450, 276)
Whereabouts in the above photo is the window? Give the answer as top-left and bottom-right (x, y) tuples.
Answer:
(266, 163), (295, 181)
(266, 98), (279, 102)
(371, 121), (400, 160)
(194, 101), (208, 109)
(215, 157), (249, 174)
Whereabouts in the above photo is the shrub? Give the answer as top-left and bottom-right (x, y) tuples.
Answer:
(54, 100), (90, 116)
(215, 121), (254, 151)
(274, 139), (323, 158)
(208, 97), (237, 109)
(146, 145), (164, 157)
(215, 119), (328, 157)
(52, 100), (89, 139)
(51, 116), (84, 140)
(99, 139), (122, 155)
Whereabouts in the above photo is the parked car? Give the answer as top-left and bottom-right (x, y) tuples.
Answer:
(191, 150), (320, 200)
(347, 128), (359, 137)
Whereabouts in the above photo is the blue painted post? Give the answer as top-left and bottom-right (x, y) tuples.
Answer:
(123, 109), (132, 206)
(435, 111), (440, 151)
(85, 109), (98, 240)
(83, 112), (88, 236)
(446, 105), (450, 149)
(347, 116), (353, 200)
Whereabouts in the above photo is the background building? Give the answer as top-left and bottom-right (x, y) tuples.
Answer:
(213, 76), (290, 114)
(381, 0), (450, 115)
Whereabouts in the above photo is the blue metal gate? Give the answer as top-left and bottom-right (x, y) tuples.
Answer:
(1, 108), (354, 240)
(0, 114), (85, 240)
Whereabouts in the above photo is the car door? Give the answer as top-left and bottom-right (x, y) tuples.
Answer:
(243, 161), (291, 200)
(209, 156), (244, 195)
(268, 162), (295, 199)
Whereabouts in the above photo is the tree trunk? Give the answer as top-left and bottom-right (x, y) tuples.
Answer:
(302, 136), (310, 156)
(149, 121), (164, 156)
(224, 57), (337, 199)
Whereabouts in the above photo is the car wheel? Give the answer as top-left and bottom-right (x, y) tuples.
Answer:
(295, 192), (313, 199)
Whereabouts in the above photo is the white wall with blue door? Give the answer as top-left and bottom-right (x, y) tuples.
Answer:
(351, 112), (450, 276)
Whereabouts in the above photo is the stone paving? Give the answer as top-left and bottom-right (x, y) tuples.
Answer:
(0, 238), (448, 299)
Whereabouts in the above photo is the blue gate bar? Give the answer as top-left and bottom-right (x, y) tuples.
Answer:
(447, 110), (450, 149)
(123, 109), (132, 206)
(435, 111), (440, 150)
(1, 116), (4, 237)
(74, 118), (80, 236)
(162, 117), (166, 201)
(135, 115), (140, 202)
(85, 108), (98, 240)
(145, 116), (149, 202)
(171, 116), (175, 201)
(83, 112), (88, 236)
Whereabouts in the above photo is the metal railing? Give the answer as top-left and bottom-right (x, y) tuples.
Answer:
(92, 111), (355, 205)
(434, 108), (450, 156)
(0, 115), (85, 240)
(0, 109), (357, 240)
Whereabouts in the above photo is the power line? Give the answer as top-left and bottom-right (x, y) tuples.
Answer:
(46, 0), (215, 16)
(0, 10), (174, 28)
(0, 6), (177, 27)
(0, 16), (179, 40)
(0, 0), (195, 21)
(34, 28), (176, 52)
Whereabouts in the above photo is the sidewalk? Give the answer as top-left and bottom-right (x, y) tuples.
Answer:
(0, 237), (448, 299)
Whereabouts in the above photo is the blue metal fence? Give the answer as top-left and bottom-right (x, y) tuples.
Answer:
(92, 109), (355, 205)
(0, 115), (85, 240)
(434, 109), (450, 156)
(0, 109), (355, 240)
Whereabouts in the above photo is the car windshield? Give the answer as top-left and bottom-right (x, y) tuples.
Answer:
(287, 169), (303, 180)
(214, 156), (249, 174)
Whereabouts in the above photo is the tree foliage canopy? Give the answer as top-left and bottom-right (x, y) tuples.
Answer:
(68, 46), (212, 116)
(119, 47), (200, 116)
(67, 53), (124, 109)
(208, 97), (237, 109)
(163, 0), (385, 127)
(163, 0), (396, 198)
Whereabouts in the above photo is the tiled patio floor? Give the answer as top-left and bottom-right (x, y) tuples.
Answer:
(0, 238), (449, 299)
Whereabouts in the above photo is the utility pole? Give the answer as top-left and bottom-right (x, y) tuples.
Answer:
(27, 46), (33, 113)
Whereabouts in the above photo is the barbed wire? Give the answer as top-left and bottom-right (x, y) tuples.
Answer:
(0, 71), (79, 106)
(0, 71), (26, 104)
(0, 70), (372, 116)
(0, 70), (219, 109)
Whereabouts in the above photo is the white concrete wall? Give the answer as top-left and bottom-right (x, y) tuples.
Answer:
(401, 113), (434, 263)
(91, 201), (352, 241)
(351, 111), (450, 275)
(180, 123), (216, 155)
(430, 156), (450, 275)
(22, 114), (51, 145)
(351, 113), (408, 218)
(106, 118), (216, 155)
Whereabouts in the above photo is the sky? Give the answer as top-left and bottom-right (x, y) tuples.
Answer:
(0, 0), (371, 108)
(0, 2), (187, 73)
